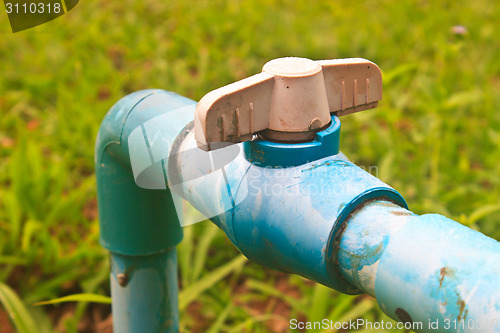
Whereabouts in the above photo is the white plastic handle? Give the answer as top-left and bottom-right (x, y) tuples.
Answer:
(195, 57), (382, 149)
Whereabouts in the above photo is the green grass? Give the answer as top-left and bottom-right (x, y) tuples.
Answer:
(1, 0), (500, 331)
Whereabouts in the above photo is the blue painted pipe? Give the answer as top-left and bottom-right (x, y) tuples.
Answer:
(168, 124), (407, 294)
(339, 200), (500, 331)
(166, 96), (500, 331)
(97, 90), (500, 332)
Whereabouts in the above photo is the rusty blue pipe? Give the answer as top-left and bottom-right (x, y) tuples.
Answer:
(339, 200), (500, 331)
(166, 95), (500, 331)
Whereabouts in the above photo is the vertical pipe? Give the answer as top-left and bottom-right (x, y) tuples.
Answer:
(110, 249), (179, 333)
(96, 90), (197, 332)
(338, 200), (500, 332)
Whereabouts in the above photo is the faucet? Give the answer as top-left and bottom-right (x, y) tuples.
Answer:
(95, 57), (500, 332)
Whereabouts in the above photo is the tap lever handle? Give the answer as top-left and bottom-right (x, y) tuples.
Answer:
(195, 57), (382, 150)
(318, 58), (382, 116)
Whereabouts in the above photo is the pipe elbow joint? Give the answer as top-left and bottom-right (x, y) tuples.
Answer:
(95, 90), (196, 255)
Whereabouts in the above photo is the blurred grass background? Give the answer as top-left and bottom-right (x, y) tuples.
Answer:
(1, 0), (500, 332)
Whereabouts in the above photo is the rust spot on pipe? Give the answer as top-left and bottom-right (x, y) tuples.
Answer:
(395, 308), (413, 324)
(117, 273), (129, 287)
(439, 267), (447, 288)
(457, 296), (467, 321)
(390, 210), (412, 216)
(438, 267), (455, 288)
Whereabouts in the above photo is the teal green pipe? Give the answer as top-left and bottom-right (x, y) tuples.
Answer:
(95, 90), (196, 332)
(95, 89), (195, 254)
(110, 250), (179, 332)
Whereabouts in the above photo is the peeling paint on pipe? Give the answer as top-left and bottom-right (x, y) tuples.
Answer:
(338, 200), (500, 332)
